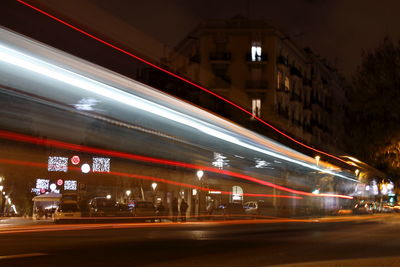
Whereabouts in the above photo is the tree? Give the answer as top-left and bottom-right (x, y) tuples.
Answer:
(348, 37), (400, 176)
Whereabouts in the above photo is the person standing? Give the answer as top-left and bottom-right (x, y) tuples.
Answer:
(172, 197), (179, 222)
(180, 199), (189, 222)
(157, 202), (165, 222)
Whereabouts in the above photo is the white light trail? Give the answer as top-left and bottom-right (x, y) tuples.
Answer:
(0, 43), (358, 182)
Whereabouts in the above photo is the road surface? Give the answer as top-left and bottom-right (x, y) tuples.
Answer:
(0, 214), (399, 266)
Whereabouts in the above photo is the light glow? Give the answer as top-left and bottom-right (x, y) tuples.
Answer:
(81, 163), (90, 173)
(0, 41), (357, 182)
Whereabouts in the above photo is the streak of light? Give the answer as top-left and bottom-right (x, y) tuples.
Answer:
(0, 158), (301, 200)
(0, 27), (359, 182)
(0, 214), (389, 235)
(0, 41), (356, 182)
(0, 130), (353, 199)
(15, 0), (352, 166)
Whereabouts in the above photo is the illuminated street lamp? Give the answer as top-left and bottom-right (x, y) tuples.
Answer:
(196, 170), (205, 217)
(196, 170), (204, 180)
(106, 194), (111, 199)
(315, 156), (320, 166)
(0, 185), (3, 192)
(126, 190), (131, 197)
(151, 182), (158, 191)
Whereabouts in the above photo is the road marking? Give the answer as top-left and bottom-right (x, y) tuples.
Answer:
(0, 253), (47, 260)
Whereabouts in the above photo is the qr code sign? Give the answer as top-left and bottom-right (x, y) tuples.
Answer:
(64, 180), (77, 191)
(48, 156), (68, 172)
(92, 157), (110, 172)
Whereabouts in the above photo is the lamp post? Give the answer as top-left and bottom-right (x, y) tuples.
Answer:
(151, 183), (157, 204)
(315, 156), (320, 167)
(125, 190), (131, 203)
(0, 185), (3, 217)
(196, 170), (204, 217)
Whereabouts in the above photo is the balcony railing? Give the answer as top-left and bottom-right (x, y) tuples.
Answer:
(290, 66), (302, 78)
(245, 53), (268, 62)
(277, 56), (289, 66)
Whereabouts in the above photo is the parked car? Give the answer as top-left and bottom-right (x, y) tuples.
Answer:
(132, 201), (156, 221)
(243, 201), (269, 216)
(217, 203), (245, 218)
(89, 197), (120, 217)
(54, 202), (81, 223)
(353, 202), (374, 214)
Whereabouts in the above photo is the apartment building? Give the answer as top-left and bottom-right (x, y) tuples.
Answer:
(169, 16), (346, 152)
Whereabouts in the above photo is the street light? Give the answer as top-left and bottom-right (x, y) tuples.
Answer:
(196, 170), (204, 180)
(151, 182), (157, 191)
(315, 156), (320, 166)
(126, 190), (131, 197)
(106, 194), (111, 199)
(0, 185), (3, 191)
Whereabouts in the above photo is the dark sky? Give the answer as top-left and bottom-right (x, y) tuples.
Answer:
(90, 0), (400, 77)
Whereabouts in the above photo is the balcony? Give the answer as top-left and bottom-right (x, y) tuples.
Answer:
(245, 80), (268, 89)
(277, 56), (289, 66)
(290, 66), (302, 78)
(245, 53), (268, 62)
(209, 52), (231, 62)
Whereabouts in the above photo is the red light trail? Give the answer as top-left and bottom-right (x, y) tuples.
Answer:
(0, 130), (353, 199)
(0, 158), (300, 200)
(15, 0), (350, 166)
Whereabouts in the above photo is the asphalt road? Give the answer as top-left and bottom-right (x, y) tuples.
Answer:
(0, 215), (400, 266)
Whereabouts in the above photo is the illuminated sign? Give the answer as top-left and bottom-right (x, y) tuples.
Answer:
(212, 152), (229, 169)
(81, 163), (90, 173)
(48, 156), (68, 172)
(64, 180), (77, 191)
(71, 155), (80, 165)
(93, 157), (110, 172)
(36, 179), (49, 189)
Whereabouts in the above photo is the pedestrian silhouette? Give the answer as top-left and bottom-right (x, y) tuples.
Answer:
(180, 199), (189, 222)
(172, 197), (179, 222)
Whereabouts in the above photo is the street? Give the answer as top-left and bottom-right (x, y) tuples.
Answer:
(0, 214), (399, 266)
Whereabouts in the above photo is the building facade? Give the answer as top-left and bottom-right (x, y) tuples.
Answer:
(169, 16), (346, 153)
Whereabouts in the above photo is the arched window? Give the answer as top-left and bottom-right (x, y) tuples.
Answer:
(232, 186), (243, 203)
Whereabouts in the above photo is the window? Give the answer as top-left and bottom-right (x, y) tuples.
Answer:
(251, 44), (262, 62)
(232, 186), (243, 202)
(284, 77), (290, 91)
(277, 71), (282, 89)
(252, 99), (261, 118)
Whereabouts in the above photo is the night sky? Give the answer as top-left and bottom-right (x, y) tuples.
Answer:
(89, 0), (400, 78)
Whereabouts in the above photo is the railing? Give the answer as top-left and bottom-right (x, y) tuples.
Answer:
(277, 55), (289, 66)
(245, 53), (268, 62)
(290, 66), (302, 78)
